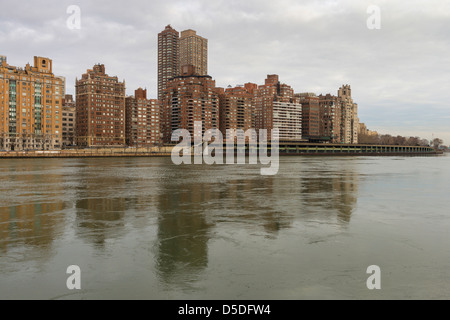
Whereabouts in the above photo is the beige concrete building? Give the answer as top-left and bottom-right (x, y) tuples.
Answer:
(61, 101), (76, 148)
(338, 85), (359, 144)
(0, 56), (64, 150)
(179, 29), (208, 76)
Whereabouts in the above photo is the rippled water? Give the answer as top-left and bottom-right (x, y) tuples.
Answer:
(0, 155), (449, 299)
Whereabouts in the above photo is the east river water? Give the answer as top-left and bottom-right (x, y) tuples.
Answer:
(0, 155), (449, 299)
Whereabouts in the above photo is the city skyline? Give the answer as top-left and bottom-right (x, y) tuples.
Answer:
(1, 0), (449, 144)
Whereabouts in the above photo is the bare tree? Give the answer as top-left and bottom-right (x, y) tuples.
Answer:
(406, 136), (420, 146)
(432, 138), (443, 149)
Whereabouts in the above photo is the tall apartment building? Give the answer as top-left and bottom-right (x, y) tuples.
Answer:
(179, 29), (208, 76)
(0, 56), (64, 151)
(219, 83), (255, 135)
(0, 56), (6, 65)
(161, 64), (219, 144)
(158, 25), (180, 101)
(296, 92), (320, 141)
(75, 64), (126, 147)
(125, 88), (161, 147)
(62, 94), (76, 148)
(338, 85), (359, 144)
(318, 93), (341, 143)
(158, 26), (208, 101)
(254, 75), (302, 141)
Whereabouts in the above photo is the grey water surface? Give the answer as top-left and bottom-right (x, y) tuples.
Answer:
(0, 155), (449, 299)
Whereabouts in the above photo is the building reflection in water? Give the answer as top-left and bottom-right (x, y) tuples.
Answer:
(154, 165), (294, 286)
(156, 167), (213, 287)
(0, 159), (66, 257)
(0, 157), (360, 290)
(73, 158), (156, 248)
(75, 198), (127, 247)
(299, 161), (359, 224)
(0, 202), (66, 255)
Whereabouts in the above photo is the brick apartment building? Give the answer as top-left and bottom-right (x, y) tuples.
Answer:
(75, 64), (125, 147)
(161, 65), (219, 144)
(318, 93), (341, 143)
(125, 88), (161, 147)
(219, 83), (255, 136)
(296, 92), (320, 141)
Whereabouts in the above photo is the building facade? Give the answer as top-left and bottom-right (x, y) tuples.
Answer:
(179, 29), (208, 76)
(1, 56), (64, 150)
(125, 88), (161, 147)
(75, 64), (125, 147)
(162, 64), (219, 144)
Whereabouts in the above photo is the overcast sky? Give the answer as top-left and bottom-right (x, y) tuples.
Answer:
(1, 0), (449, 144)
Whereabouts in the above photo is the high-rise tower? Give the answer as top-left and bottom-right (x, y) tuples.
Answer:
(158, 25), (180, 101)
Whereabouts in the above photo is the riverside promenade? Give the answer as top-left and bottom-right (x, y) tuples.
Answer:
(0, 147), (173, 158)
(0, 143), (441, 158)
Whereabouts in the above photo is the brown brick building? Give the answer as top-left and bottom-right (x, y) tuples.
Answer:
(0, 56), (64, 150)
(75, 64), (125, 147)
(125, 88), (161, 147)
(158, 25), (180, 101)
(219, 83), (255, 136)
(158, 25), (208, 102)
(315, 85), (359, 144)
(318, 93), (341, 143)
(161, 65), (219, 143)
(296, 92), (320, 141)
